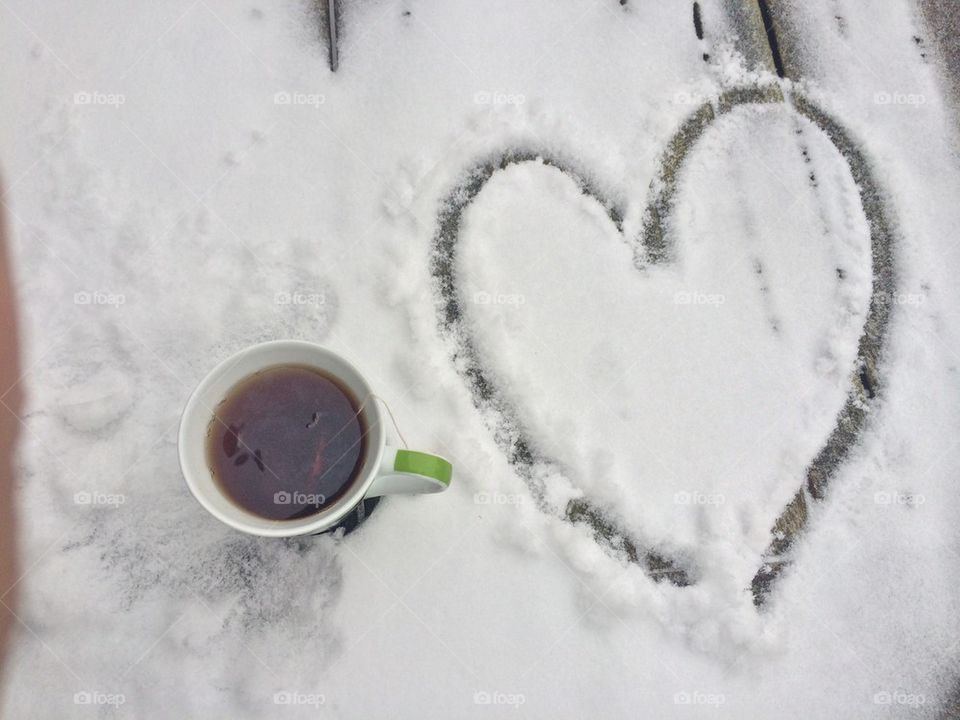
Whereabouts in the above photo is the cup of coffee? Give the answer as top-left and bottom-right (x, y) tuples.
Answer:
(178, 340), (452, 536)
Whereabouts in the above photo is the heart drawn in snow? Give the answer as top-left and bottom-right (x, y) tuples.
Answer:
(431, 87), (896, 606)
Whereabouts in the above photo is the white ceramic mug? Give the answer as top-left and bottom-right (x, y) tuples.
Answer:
(178, 340), (452, 537)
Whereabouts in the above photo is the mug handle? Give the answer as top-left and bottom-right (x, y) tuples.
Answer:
(365, 447), (452, 498)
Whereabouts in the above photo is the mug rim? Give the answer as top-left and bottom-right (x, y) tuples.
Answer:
(177, 340), (385, 536)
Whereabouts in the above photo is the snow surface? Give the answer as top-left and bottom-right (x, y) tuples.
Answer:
(1, 0), (959, 718)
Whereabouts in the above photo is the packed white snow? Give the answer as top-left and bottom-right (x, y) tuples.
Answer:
(1, 0), (959, 718)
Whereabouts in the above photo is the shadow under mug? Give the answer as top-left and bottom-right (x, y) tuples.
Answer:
(178, 340), (452, 537)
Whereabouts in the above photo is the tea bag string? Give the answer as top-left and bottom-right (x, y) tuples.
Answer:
(364, 393), (409, 449)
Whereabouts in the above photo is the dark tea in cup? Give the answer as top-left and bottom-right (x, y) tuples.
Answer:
(205, 364), (367, 521)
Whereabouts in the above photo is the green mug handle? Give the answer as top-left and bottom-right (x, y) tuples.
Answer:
(365, 447), (453, 498)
